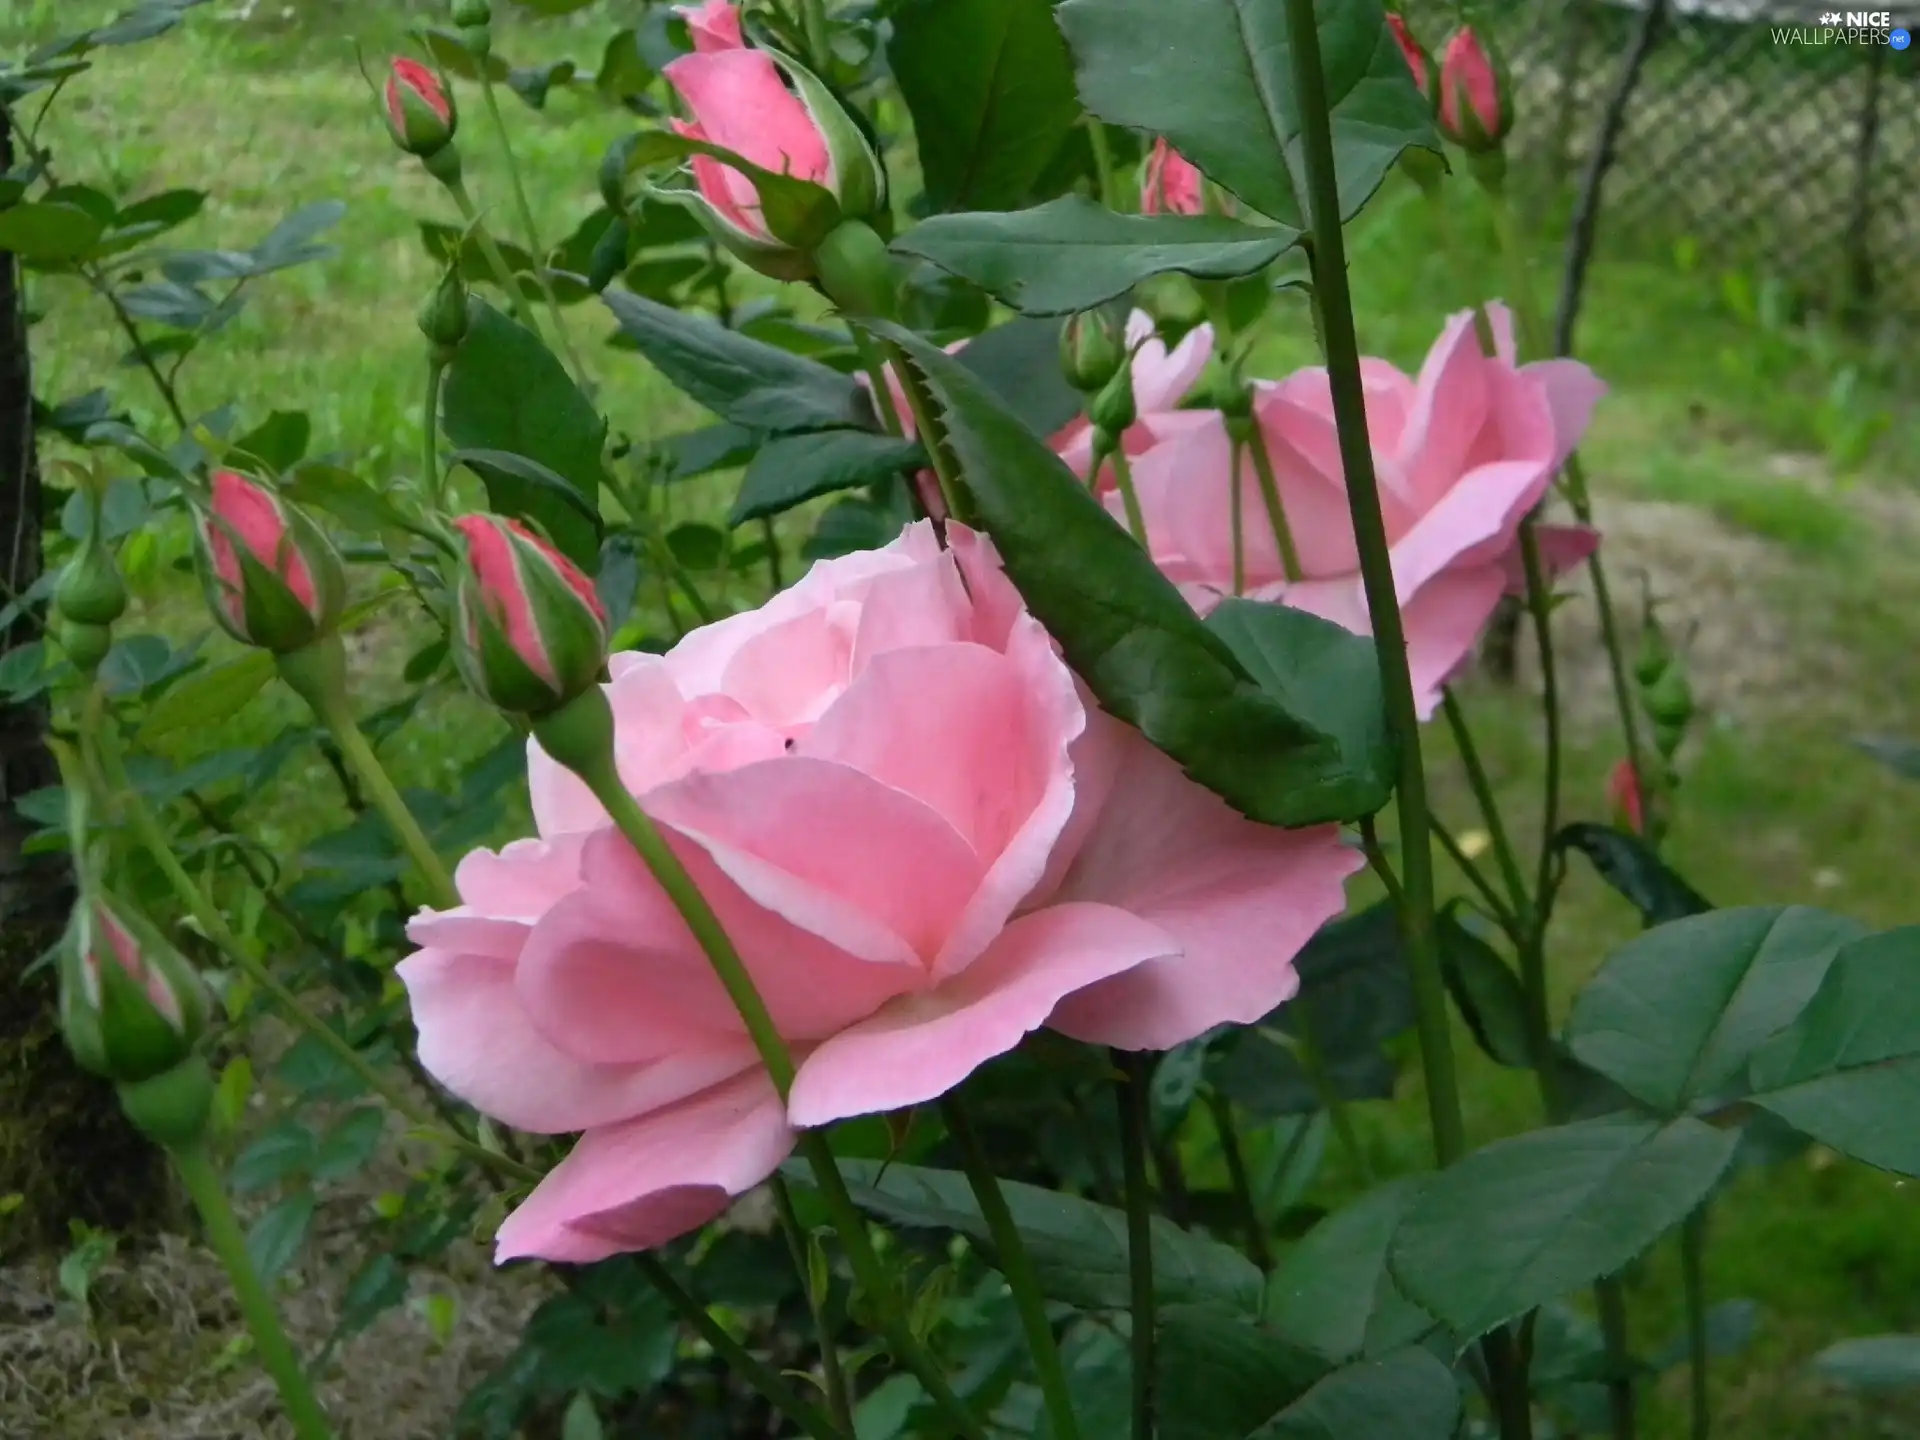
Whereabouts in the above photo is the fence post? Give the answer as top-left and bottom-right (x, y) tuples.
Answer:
(1840, 40), (1885, 331)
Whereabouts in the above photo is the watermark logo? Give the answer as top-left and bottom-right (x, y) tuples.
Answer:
(1772, 9), (1908, 41)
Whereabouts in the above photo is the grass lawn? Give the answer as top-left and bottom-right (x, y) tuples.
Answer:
(6, 3), (1920, 1437)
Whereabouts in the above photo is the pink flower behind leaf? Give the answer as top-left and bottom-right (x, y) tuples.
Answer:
(1142, 139), (1205, 217)
(400, 523), (1358, 1264)
(1609, 759), (1646, 835)
(1122, 302), (1604, 716)
(678, 0), (744, 52)
(1387, 13), (1436, 101)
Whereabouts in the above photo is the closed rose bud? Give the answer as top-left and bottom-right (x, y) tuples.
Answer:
(1387, 13), (1436, 104)
(385, 57), (456, 158)
(417, 265), (472, 354)
(451, 0), (491, 27)
(1437, 28), (1510, 154)
(194, 469), (348, 654)
(1059, 309), (1126, 394)
(451, 514), (608, 717)
(1089, 362), (1138, 439)
(60, 895), (209, 1086)
(1142, 138), (1204, 217)
(54, 532), (128, 629)
(662, 38), (884, 279)
(1608, 759), (1646, 836)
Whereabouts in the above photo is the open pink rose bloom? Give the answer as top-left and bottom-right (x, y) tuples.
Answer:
(401, 523), (1359, 1263)
(1122, 302), (1604, 715)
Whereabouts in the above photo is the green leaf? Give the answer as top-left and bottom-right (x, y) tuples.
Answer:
(1055, 0), (1438, 225)
(313, 1106), (386, 1181)
(594, 28), (656, 101)
(440, 302), (607, 567)
(229, 409), (311, 472)
(1389, 1114), (1739, 1341)
(415, 25), (512, 81)
(136, 652), (274, 744)
(1437, 902), (1532, 1070)
(1156, 1304), (1329, 1440)
(730, 429), (925, 525)
(115, 188), (206, 234)
(250, 200), (346, 272)
(665, 522), (726, 570)
(513, 0), (600, 15)
(508, 59), (578, 108)
(604, 287), (870, 434)
(826, 1159), (1264, 1313)
(449, 449), (605, 532)
(1648, 1298), (1758, 1372)
(1553, 822), (1711, 928)
(1264, 1177), (1436, 1363)
(896, 196), (1302, 316)
(246, 1189), (316, 1282)
(612, 129), (840, 250)
(806, 495), (912, 559)
(1203, 598), (1394, 821)
(887, 0), (1083, 213)
(0, 201), (106, 262)
(1564, 906), (1864, 1114)
(1812, 1334), (1920, 1391)
(870, 321), (1385, 828)
(1253, 1349), (1461, 1439)
(1746, 926), (1920, 1175)
(951, 315), (1086, 440)
(1212, 900), (1412, 1116)
(281, 463), (413, 535)
(334, 1253), (409, 1341)
(657, 423), (760, 482)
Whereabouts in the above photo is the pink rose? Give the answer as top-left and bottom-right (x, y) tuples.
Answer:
(400, 523), (1358, 1263)
(664, 46), (830, 246)
(1122, 302), (1604, 716)
(1437, 27), (1509, 152)
(1142, 138), (1205, 217)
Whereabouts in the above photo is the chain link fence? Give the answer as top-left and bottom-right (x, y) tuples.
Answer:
(1404, 0), (1920, 324)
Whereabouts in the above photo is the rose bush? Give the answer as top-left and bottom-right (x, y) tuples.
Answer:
(402, 521), (1358, 1262)
(1121, 303), (1604, 714)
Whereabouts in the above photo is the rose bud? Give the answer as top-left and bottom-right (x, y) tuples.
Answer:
(1436, 27), (1511, 155)
(1388, 13), (1436, 104)
(1608, 759), (1646, 837)
(418, 264), (472, 358)
(54, 531), (128, 629)
(661, 37), (884, 279)
(194, 469), (348, 655)
(1060, 308), (1127, 394)
(1142, 138), (1204, 217)
(450, 514), (609, 717)
(60, 895), (209, 1086)
(385, 57), (456, 159)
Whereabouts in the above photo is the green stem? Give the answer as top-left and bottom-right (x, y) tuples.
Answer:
(798, 1131), (989, 1440)
(1088, 119), (1119, 208)
(941, 1098), (1081, 1440)
(478, 76), (591, 388)
(1515, 525), (1562, 975)
(1482, 1325), (1536, 1440)
(1682, 1206), (1711, 1440)
(1283, 0), (1465, 1168)
(1439, 691), (1534, 928)
(773, 1177), (855, 1435)
(1240, 416), (1303, 583)
(536, 689), (796, 1094)
(423, 360), (446, 505)
(173, 1143), (334, 1439)
(444, 176), (542, 334)
(1105, 444), (1149, 549)
(1596, 1277), (1638, 1440)
(276, 638), (460, 912)
(635, 1252), (849, 1440)
(1291, 1013), (1372, 1186)
(1115, 1050), (1157, 1440)
(1431, 818), (1524, 941)
(1205, 1092), (1271, 1270)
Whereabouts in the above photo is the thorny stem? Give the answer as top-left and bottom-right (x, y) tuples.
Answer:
(1115, 1050), (1158, 1440)
(1103, 443), (1150, 550)
(773, 1177), (854, 1435)
(1241, 416), (1303, 583)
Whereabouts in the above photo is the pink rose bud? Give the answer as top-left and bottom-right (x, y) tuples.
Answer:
(662, 39), (883, 279)
(678, 0), (744, 52)
(60, 896), (208, 1085)
(1142, 138), (1205, 217)
(1387, 13), (1436, 104)
(195, 470), (347, 654)
(385, 57), (456, 158)
(1608, 759), (1646, 836)
(451, 514), (609, 717)
(1437, 27), (1510, 154)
